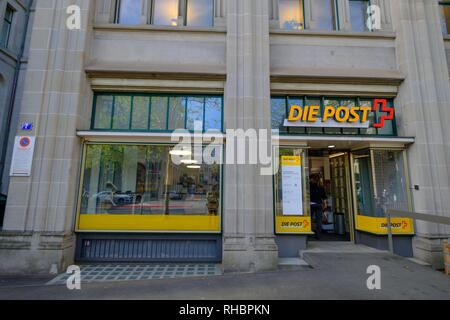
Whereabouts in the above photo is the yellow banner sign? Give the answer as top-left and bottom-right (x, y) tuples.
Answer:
(356, 215), (414, 235)
(281, 155), (301, 166)
(276, 216), (312, 234)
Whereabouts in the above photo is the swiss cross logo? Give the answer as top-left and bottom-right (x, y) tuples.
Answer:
(373, 99), (394, 128)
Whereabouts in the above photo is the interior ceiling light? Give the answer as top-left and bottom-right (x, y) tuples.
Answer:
(169, 150), (192, 156)
(181, 159), (198, 164)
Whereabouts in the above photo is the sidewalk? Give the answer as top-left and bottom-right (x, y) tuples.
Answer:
(0, 243), (449, 300)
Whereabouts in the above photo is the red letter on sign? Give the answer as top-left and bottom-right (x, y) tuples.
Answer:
(373, 99), (394, 128)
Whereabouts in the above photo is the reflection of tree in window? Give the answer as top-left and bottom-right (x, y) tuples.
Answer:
(205, 97), (222, 131)
(169, 97), (186, 130)
(113, 96), (131, 129)
(187, 97), (204, 131)
(150, 96), (168, 130)
(271, 98), (286, 132)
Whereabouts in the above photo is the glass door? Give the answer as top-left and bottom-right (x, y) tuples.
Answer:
(330, 152), (355, 242)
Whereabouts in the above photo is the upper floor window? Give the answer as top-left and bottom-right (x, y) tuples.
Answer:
(152, 0), (179, 26)
(312, 0), (338, 31)
(116, 0), (141, 24)
(279, 0), (304, 30)
(349, 0), (370, 32)
(186, 0), (214, 26)
(0, 5), (14, 48)
(440, 0), (450, 35)
(92, 93), (223, 132)
(114, 0), (214, 27)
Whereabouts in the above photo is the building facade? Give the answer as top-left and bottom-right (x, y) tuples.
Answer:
(0, 0), (449, 274)
(0, 0), (33, 228)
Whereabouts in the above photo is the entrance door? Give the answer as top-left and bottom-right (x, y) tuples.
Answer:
(308, 150), (354, 242)
(329, 153), (354, 242)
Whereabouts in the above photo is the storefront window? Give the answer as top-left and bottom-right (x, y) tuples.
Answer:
(440, 1), (450, 35)
(78, 144), (222, 232)
(353, 149), (409, 218)
(349, 0), (370, 32)
(115, 0), (141, 24)
(92, 94), (223, 132)
(153, 0), (179, 26)
(279, 0), (304, 30)
(186, 0), (214, 27)
(312, 0), (337, 31)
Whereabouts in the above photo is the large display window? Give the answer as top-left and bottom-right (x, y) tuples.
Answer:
(76, 143), (222, 233)
(273, 147), (312, 234)
(351, 148), (414, 235)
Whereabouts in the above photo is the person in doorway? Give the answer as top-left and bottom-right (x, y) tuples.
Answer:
(310, 174), (327, 240)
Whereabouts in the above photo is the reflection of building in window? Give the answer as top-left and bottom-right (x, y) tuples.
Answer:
(153, 0), (179, 26)
(1, 5), (14, 47)
(115, 0), (141, 24)
(312, 0), (337, 31)
(440, 1), (450, 35)
(279, 0), (304, 30)
(93, 94), (223, 132)
(80, 144), (221, 217)
(349, 0), (370, 32)
(186, 0), (214, 27)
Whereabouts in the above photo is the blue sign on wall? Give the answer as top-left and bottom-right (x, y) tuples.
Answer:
(21, 122), (33, 131)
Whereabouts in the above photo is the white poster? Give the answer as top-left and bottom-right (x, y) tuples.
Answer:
(10, 136), (36, 177)
(281, 156), (303, 216)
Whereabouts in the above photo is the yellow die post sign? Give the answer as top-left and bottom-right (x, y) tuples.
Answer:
(275, 156), (312, 234)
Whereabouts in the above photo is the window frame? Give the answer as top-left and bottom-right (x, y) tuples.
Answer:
(114, 0), (216, 27)
(91, 92), (224, 133)
(1, 5), (14, 48)
(75, 141), (224, 233)
(439, 0), (450, 35)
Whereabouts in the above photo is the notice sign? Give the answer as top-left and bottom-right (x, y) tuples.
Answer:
(281, 156), (303, 215)
(10, 136), (35, 177)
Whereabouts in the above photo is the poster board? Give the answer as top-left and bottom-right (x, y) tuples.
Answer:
(10, 136), (35, 177)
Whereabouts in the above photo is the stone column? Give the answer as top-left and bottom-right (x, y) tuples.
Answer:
(0, 0), (94, 274)
(223, 0), (278, 272)
(390, 0), (450, 269)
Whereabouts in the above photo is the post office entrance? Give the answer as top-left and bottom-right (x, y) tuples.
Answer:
(308, 149), (354, 243)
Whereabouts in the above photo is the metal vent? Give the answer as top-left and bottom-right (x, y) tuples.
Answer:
(76, 234), (222, 263)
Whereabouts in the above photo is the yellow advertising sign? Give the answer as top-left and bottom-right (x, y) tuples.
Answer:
(281, 155), (301, 166)
(276, 216), (312, 234)
(356, 215), (414, 235)
(77, 214), (221, 233)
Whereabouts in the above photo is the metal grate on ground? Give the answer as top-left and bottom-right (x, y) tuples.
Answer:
(46, 263), (223, 286)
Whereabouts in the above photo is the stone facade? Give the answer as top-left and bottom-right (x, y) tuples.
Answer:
(0, 0), (34, 196)
(0, 0), (449, 274)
